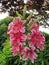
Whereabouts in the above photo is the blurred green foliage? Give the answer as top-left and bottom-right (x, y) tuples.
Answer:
(0, 17), (12, 50)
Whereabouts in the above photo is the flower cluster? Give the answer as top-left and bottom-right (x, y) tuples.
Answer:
(7, 17), (27, 56)
(28, 23), (45, 50)
(7, 17), (45, 63)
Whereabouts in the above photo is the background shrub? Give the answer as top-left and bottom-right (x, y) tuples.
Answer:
(0, 17), (12, 50)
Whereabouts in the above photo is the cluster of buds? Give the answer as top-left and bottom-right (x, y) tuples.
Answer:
(7, 17), (45, 63)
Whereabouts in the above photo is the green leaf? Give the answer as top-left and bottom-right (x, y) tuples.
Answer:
(16, 11), (22, 18)
(23, 5), (27, 19)
(27, 12), (33, 20)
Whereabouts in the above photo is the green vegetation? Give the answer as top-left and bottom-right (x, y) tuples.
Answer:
(0, 17), (12, 50)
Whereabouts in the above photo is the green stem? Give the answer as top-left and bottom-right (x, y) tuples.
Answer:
(42, 60), (44, 65)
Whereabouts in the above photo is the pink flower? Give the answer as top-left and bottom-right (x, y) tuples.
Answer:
(11, 45), (24, 56)
(7, 17), (26, 34)
(28, 19), (39, 31)
(10, 32), (27, 46)
(31, 23), (39, 31)
(23, 47), (37, 63)
(28, 30), (45, 50)
(11, 46), (19, 56)
(7, 22), (14, 34)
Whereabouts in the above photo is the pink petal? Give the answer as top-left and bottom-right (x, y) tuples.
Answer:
(33, 52), (38, 59)
(23, 53), (28, 60)
(29, 42), (35, 47)
(18, 45), (24, 54)
(29, 53), (34, 63)
(22, 20), (26, 25)
(21, 34), (27, 41)
(20, 27), (25, 33)
(13, 17), (21, 23)
(13, 52), (17, 56)
(27, 34), (31, 39)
